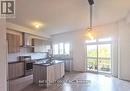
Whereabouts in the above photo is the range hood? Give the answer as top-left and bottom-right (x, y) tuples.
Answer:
(20, 32), (34, 47)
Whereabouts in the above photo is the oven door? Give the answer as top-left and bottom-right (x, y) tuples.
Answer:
(26, 62), (33, 70)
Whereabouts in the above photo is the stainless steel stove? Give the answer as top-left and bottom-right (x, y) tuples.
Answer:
(19, 56), (33, 76)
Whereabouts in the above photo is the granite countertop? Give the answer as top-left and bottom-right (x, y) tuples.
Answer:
(33, 60), (64, 67)
(31, 58), (48, 61)
(8, 58), (49, 63)
(53, 57), (73, 60)
(8, 61), (24, 64)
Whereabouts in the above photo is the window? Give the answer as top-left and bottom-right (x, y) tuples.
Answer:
(53, 44), (58, 55)
(87, 45), (97, 57)
(98, 44), (111, 58)
(85, 40), (96, 43)
(85, 37), (112, 44)
(59, 43), (64, 54)
(53, 42), (70, 55)
(98, 37), (112, 42)
(65, 43), (70, 55)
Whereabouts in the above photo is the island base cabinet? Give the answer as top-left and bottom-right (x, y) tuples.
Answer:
(47, 66), (55, 87)
(33, 62), (65, 88)
(33, 65), (47, 87)
(60, 63), (65, 78)
(54, 64), (61, 81)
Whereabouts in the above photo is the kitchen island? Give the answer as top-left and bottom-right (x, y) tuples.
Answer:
(33, 60), (65, 87)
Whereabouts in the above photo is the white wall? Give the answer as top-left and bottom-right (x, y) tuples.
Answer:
(0, 19), (7, 91)
(52, 23), (118, 74)
(118, 16), (130, 80)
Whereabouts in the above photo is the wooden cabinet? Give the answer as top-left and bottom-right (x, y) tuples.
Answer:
(54, 63), (61, 81)
(47, 65), (55, 86)
(32, 39), (51, 52)
(48, 63), (64, 83)
(8, 62), (25, 80)
(7, 33), (20, 53)
(15, 62), (25, 77)
(33, 62), (65, 87)
(60, 63), (65, 77)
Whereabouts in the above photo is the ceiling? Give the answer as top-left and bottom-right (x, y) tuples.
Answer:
(7, 0), (130, 35)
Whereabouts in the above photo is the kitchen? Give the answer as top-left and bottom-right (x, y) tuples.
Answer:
(7, 28), (72, 91)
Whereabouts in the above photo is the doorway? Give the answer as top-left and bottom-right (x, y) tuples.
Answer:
(86, 38), (112, 74)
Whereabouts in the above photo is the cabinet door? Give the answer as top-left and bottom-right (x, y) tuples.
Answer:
(7, 33), (20, 53)
(8, 63), (13, 80)
(8, 62), (24, 80)
(60, 63), (65, 77)
(8, 63), (16, 80)
(7, 34), (14, 53)
(15, 62), (24, 77)
(47, 66), (55, 86)
(54, 64), (61, 80)
(33, 39), (51, 52)
(15, 35), (20, 52)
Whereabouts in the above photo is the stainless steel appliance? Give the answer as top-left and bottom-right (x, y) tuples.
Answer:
(20, 32), (34, 47)
(19, 56), (34, 76)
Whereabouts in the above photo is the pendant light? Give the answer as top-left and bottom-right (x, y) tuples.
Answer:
(86, 0), (94, 39)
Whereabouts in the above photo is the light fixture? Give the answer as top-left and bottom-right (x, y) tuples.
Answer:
(35, 24), (41, 28)
(32, 22), (44, 29)
(86, 0), (94, 40)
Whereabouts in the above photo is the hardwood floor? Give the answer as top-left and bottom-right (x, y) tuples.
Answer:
(9, 72), (130, 91)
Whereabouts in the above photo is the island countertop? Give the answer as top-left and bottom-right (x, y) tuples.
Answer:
(33, 60), (64, 67)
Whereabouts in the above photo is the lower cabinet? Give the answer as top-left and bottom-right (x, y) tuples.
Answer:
(33, 62), (65, 87)
(64, 60), (72, 72)
(54, 63), (61, 81)
(60, 63), (65, 77)
(47, 65), (55, 86)
(8, 62), (25, 80)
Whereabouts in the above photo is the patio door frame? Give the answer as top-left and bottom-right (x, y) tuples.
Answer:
(86, 40), (112, 74)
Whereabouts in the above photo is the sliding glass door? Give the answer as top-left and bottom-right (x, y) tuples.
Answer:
(87, 45), (98, 72)
(98, 44), (111, 73)
(86, 38), (112, 74)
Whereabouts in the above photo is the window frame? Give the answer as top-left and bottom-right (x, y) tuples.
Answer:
(53, 42), (71, 56)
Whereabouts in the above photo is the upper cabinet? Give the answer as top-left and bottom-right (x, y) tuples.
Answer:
(32, 39), (51, 52)
(7, 33), (20, 53)
(6, 29), (51, 53)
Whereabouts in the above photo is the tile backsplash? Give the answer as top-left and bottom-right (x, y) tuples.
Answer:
(8, 47), (48, 62)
